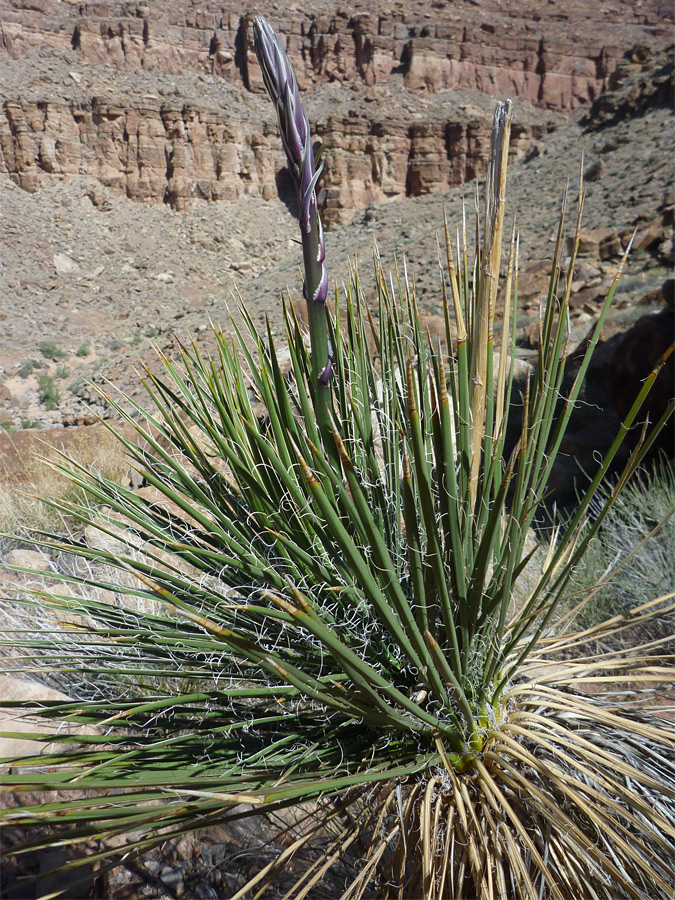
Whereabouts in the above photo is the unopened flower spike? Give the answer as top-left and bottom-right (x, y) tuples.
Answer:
(253, 15), (333, 434)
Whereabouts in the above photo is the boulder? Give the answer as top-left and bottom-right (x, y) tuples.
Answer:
(0, 674), (97, 767)
(575, 227), (623, 260)
(4, 548), (51, 572)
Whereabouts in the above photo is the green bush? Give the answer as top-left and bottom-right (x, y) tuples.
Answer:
(37, 340), (66, 360)
(17, 358), (40, 379)
(1, 18), (673, 900)
(76, 343), (91, 357)
(37, 374), (61, 410)
(68, 375), (86, 394)
(569, 460), (675, 627)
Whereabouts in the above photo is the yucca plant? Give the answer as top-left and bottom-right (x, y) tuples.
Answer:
(2, 16), (674, 900)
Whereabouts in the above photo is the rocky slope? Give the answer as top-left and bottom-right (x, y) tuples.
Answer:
(3, 0), (670, 102)
(0, 3), (672, 456)
(0, 53), (557, 223)
(1, 37), (672, 430)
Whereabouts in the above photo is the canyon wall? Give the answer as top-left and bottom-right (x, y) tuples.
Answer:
(1, 1), (672, 224)
(4, 1), (670, 107)
(0, 91), (553, 225)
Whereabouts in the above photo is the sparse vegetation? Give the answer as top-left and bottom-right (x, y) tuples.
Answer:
(20, 419), (41, 430)
(144, 325), (160, 338)
(76, 344), (91, 357)
(568, 459), (675, 628)
(610, 298), (664, 327)
(615, 273), (648, 295)
(17, 358), (40, 379)
(37, 340), (66, 360)
(646, 264), (670, 283)
(0, 427), (130, 536)
(68, 375), (86, 394)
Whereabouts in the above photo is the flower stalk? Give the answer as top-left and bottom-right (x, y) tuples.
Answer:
(253, 15), (333, 438)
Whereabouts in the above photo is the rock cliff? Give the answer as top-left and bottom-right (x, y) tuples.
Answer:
(0, 85), (557, 224)
(3, 1), (670, 104)
(1, 0), (673, 224)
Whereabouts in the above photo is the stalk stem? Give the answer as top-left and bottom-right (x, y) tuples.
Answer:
(302, 207), (332, 439)
(253, 15), (333, 450)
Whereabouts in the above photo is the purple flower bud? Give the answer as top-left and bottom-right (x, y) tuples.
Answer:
(318, 339), (333, 385)
(317, 217), (326, 265)
(253, 16), (317, 215)
(314, 265), (328, 305)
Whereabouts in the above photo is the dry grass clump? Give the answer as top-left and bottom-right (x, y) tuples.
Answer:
(0, 425), (132, 536)
(567, 459), (675, 628)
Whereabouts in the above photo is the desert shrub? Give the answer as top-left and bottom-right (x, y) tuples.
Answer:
(17, 358), (40, 379)
(1, 18), (673, 900)
(37, 375), (60, 410)
(615, 273), (646, 295)
(569, 459), (675, 627)
(76, 344), (91, 357)
(0, 426), (131, 536)
(68, 375), (86, 394)
(37, 340), (66, 360)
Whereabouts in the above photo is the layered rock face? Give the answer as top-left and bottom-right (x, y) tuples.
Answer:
(1, 1), (672, 224)
(1, 95), (282, 208)
(315, 112), (552, 224)
(0, 86), (555, 225)
(4, 1), (670, 104)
